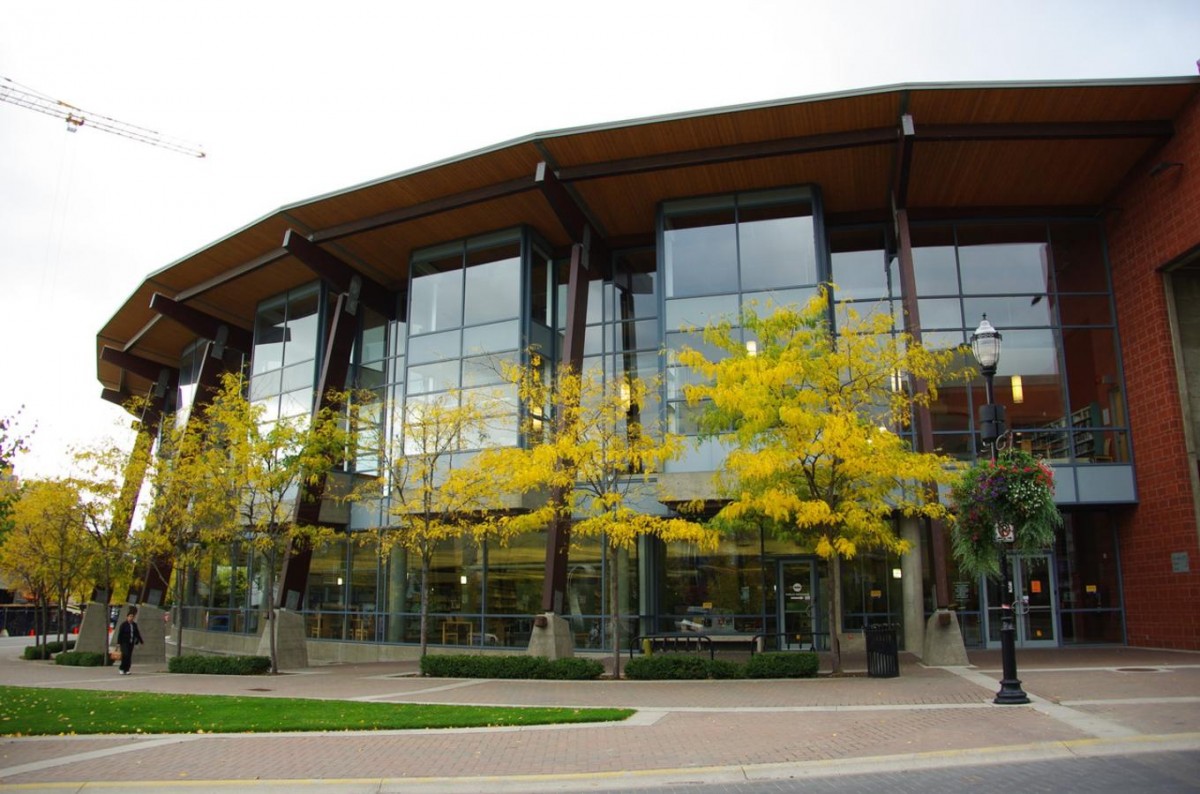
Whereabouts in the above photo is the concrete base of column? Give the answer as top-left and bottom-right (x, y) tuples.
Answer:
(899, 518), (925, 655)
(76, 601), (111, 656)
(526, 612), (575, 660)
(922, 609), (970, 666)
(129, 604), (167, 665)
(256, 609), (309, 670)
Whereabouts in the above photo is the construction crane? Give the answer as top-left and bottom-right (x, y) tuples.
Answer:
(0, 75), (205, 158)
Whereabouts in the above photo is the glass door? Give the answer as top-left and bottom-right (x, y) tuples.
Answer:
(776, 558), (819, 650)
(984, 553), (1058, 648)
(1017, 555), (1057, 645)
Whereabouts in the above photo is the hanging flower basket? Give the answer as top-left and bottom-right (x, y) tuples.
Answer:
(949, 448), (1062, 580)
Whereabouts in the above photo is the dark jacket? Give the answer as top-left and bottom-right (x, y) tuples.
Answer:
(117, 620), (144, 647)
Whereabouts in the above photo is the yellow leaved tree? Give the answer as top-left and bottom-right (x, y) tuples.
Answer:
(189, 372), (353, 673)
(679, 290), (963, 673)
(69, 442), (143, 610)
(488, 358), (718, 677)
(0, 479), (94, 649)
(135, 404), (214, 658)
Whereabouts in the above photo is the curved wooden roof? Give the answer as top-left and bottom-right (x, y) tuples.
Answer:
(97, 77), (1200, 401)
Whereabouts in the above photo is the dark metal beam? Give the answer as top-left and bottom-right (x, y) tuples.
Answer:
(893, 206), (951, 611)
(278, 291), (360, 609)
(101, 388), (132, 407)
(312, 175), (538, 244)
(139, 340), (233, 607)
(150, 293), (253, 353)
(535, 163), (611, 261)
(891, 114), (916, 210)
(101, 346), (179, 384)
(541, 242), (590, 616)
(282, 230), (396, 318)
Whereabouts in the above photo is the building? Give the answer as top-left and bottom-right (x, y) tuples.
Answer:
(97, 76), (1200, 660)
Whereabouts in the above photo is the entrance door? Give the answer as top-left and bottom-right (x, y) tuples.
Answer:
(776, 559), (818, 650)
(985, 553), (1058, 648)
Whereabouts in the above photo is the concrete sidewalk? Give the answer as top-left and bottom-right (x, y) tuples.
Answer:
(1, 645), (1197, 792)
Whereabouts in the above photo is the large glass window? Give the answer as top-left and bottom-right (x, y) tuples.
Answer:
(250, 283), (322, 423)
(663, 189), (817, 300)
(663, 202), (738, 298)
(899, 221), (1126, 463)
(405, 232), (523, 448)
(662, 188), (821, 435)
(659, 527), (776, 635)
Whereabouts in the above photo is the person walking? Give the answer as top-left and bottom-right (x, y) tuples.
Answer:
(116, 608), (144, 675)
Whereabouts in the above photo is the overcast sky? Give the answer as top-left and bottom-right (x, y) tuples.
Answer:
(1, 0), (1198, 479)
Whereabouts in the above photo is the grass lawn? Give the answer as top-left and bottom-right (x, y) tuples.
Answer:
(0, 686), (633, 736)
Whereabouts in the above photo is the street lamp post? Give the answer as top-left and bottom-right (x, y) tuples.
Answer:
(971, 316), (1030, 706)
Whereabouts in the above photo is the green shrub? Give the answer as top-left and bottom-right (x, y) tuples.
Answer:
(167, 654), (271, 675)
(744, 651), (819, 679)
(22, 640), (76, 660)
(624, 653), (712, 680)
(420, 654), (604, 680)
(54, 651), (107, 667)
(545, 657), (605, 680)
(706, 658), (746, 679)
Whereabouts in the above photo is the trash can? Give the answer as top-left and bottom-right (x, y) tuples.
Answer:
(864, 623), (899, 678)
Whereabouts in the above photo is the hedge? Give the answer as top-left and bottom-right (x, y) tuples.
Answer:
(54, 651), (108, 667)
(420, 654), (604, 680)
(22, 640), (76, 660)
(624, 651), (819, 680)
(744, 652), (820, 679)
(167, 654), (271, 675)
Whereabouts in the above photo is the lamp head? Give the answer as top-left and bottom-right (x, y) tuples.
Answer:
(971, 315), (1002, 373)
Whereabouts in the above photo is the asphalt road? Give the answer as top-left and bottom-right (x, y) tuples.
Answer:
(584, 750), (1200, 794)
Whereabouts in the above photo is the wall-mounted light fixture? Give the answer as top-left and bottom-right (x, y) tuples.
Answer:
(1010, 374), (1024, 404)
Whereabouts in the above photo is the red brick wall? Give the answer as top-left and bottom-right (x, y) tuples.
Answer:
(1104, 90), (1200, 650)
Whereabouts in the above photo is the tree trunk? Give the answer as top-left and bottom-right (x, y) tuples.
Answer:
(828, 554), (843, 675)
(267, 547), (278, 674)
(57, 591), (66, 648)
(609, 543), (621, 679)
(419, 552), (430, 658)
(173, 563), (185, 657)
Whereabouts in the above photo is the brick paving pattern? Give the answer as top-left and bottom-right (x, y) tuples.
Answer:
(0, 646), (1196, 789)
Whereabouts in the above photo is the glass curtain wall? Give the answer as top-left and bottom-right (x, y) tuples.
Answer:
(250, 283), (322, 425)
(657, 187), (836, 641)
(548, 245), (657, 648)
(183, 543), (258, 634)
(662, 188), (821, 437)
(407, 231), (522, 447)
(903, 221), (1128, 463)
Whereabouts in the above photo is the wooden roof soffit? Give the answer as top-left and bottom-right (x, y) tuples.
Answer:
(282, 230), (396, 318)
(175, 247), (290, 302)
(554, 120), (1174, 185)
(311, 175), (540, 245)
(557, 126), (900, 182)
(914, 120), (1173, 142)
(149, 293), (254, 356)
(100, 346), (179, 400)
